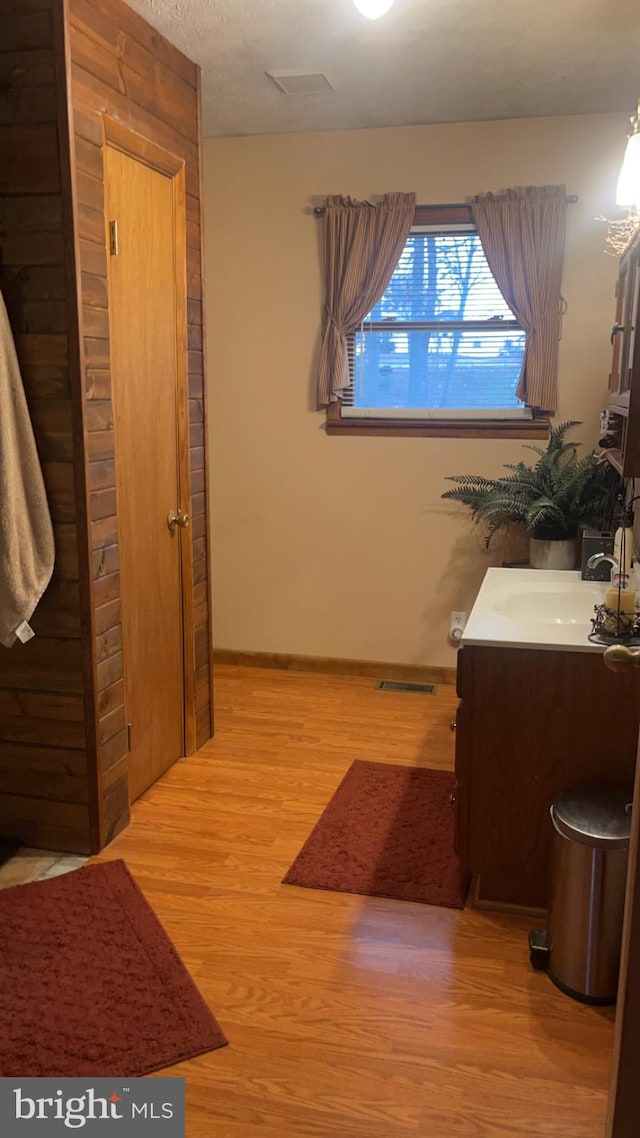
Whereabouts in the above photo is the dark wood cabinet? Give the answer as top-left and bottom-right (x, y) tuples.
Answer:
(455, 644), (640, 912)
(451, 698), (469, 866)
(605, 232), (640, 475)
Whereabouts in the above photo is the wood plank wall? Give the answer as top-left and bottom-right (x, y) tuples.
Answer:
(0, 0), (212, 853)
(65, 0), (214, 842)
(0, 0), (95, 853)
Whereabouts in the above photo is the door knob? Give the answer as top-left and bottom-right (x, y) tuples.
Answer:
(604, 644), (640, 672)
(167, 509), (190, 532)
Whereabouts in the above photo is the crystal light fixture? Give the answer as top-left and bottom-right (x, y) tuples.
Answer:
(353, 0), (395, 18)
(617, 101), (640, 208)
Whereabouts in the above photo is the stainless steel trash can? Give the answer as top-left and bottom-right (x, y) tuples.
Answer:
(541, 786), (632, 1004)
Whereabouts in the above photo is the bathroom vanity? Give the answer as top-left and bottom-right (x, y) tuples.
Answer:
(455, 569), (640, 911)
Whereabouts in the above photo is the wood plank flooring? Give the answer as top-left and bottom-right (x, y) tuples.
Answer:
(93, 664), (614, 1137)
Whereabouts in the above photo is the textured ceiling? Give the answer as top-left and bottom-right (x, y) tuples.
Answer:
(126, 0), (640, 137)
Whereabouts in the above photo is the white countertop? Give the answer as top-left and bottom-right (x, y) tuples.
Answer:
(461, 568), (608, 653)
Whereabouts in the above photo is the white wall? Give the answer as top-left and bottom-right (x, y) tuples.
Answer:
(204, 113), (626, 667)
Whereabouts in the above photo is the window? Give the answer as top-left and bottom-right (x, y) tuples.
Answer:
(327, 206), (548, 439)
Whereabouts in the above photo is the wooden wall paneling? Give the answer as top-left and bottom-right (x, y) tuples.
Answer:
(0, 0), (91, 853)
(0, 86), (58, 127)
(0, 636), (85, 695)
(52, 0), (102, 851)
(78, 237), (107, 279)
(80, 270), (108, 311)
(29, 397), (75, 459)
(69, 0), (197, 88)
(195, 74), (214, 745)
(93, 544), (118, 579)
(0, 737), (88, 814)
(2, 6), (56, 52)
(70, 65), (199, 190)
(42, 460), (75, 520)
(87, 457), (115, 491)
(92, 569), (119, 610)
(0, 0), (212, 851)
(0, 206), (65, 271)
(90, 485), (116, 520)
(29, 579), (82, 637)
(0, 795), (91, 853)
(68, 3), (197, 126)
(97, 676), (124, 718)
(51, 522), (80, 580)
(67, 0), (214, 786)
(85, 369), (111, 400)
(95, 623), (122, 664)
(94, 597), (119, 636)
(0, 49), (56, 128)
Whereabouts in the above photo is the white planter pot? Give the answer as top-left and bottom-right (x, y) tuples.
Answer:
(529, 535), (577, 571)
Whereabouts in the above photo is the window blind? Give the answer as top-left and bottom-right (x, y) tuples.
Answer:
(344, 226), (527, 414)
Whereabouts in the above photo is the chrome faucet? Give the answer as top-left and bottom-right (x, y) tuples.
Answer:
(587, 553), (620, 581)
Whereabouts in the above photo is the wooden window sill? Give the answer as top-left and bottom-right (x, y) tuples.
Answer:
(325, 410), (550, 440)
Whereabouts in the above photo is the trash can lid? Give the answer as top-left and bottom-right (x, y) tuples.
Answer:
(551, 785), (632, 849)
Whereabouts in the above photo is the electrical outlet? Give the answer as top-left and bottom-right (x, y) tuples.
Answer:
(449, 612), (467, 642)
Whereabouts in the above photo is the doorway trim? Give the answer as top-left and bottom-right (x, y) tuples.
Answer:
(102, 116), (197, 758)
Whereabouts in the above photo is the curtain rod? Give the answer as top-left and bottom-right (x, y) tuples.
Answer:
(312, 195), (579, 216)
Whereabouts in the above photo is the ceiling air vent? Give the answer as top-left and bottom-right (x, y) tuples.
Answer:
(266, 70), (335, 96)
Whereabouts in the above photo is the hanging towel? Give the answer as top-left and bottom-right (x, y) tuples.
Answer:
(0, 291), (55, 647)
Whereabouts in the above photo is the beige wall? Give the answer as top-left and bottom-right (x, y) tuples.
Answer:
(204, 113), (626, 668)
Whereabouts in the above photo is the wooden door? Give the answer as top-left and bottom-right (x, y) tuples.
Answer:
(104, 144), (188, 802)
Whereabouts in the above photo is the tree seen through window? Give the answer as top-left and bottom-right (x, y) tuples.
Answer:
(350, 230), (526, 411)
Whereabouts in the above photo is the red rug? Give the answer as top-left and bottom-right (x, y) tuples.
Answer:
(0, 859), (227, 1077)
(283, 761), (469, 908)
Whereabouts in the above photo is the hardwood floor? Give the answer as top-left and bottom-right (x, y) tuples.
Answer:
(94, 665), (614, 1137)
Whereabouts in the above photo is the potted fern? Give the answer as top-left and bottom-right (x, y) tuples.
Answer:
(442, 421), (621, 569)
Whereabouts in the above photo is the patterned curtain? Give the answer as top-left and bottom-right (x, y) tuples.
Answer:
(317, 193), (416, 406)
(470, 185), (567, 413)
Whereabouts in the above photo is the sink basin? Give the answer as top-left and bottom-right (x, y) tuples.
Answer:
(489, 581), (604, 625)
(462, 568), (608, 653)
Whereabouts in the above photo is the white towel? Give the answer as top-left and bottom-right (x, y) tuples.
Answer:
(0, 291), (55, 647)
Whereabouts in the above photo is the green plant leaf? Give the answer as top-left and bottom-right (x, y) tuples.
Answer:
(441, 422), (622, 545)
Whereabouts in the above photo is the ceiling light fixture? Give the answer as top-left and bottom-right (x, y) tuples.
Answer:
(617, 101), (640, 208)
(353, 0), (395, 19)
